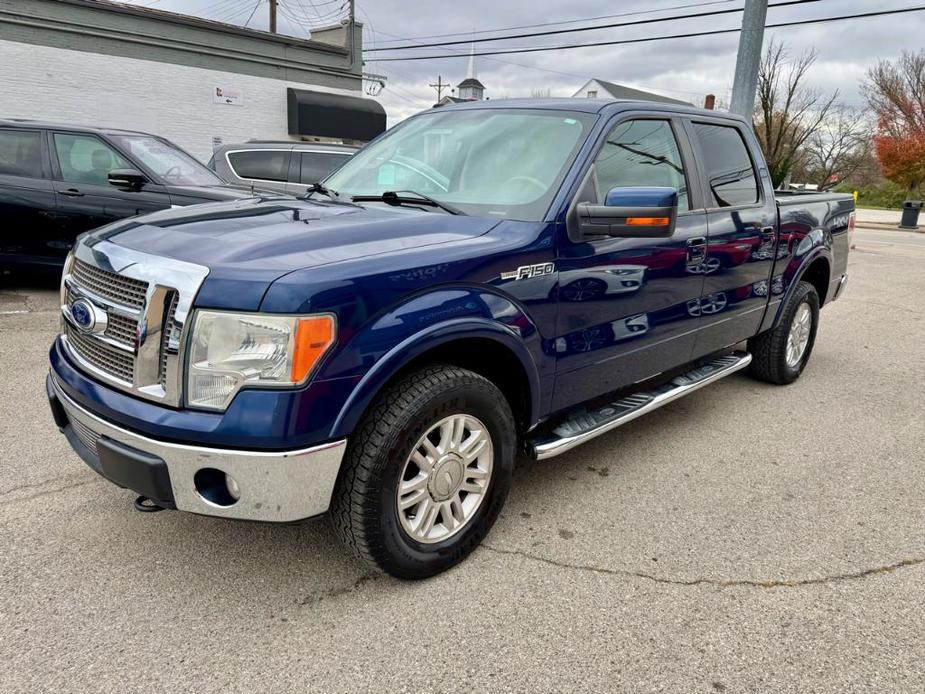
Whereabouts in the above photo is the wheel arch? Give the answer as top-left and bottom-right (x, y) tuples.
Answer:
(771, 249), (832, 330)
(329, 319), (541, 440)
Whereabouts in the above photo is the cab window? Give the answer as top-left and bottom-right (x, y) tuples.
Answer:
(690, 123), (759, 207)
(53, 133), (131, 185)
(592, 119), (689, 211)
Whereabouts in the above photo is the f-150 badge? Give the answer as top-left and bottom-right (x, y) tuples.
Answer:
(501, 262), (555, 281)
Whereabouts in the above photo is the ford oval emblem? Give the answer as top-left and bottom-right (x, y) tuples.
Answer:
(70, 298), (103, 333)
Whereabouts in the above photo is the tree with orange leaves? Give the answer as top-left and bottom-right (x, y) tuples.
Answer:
(864, 52), (925, 199)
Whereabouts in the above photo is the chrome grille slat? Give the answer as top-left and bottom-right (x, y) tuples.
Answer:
(72, 259), (149, 309)
(159, 293), (179, 387)
(70, 416), (100, 456)
(64, 323), (135, 384)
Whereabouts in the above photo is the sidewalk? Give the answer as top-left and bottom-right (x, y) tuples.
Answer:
(856, 207), (900, 225)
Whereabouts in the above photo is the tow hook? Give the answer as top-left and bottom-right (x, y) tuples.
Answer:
(134, 495), (166, 513)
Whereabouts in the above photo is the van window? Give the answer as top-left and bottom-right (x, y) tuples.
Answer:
(592, 119), (689, 211)
(691, 123), (759, 207)
(0, 130), (44, 178)
(299, 151), (351, 184)
(227, 150), (291, 182)
(53, 133), (131, 185)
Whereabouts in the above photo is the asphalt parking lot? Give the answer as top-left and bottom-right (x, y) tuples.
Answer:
(2, 227), (924, 693)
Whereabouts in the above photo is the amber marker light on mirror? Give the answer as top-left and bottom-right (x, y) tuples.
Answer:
(291, 315), (337, 382)
(626, 217), (671, 226)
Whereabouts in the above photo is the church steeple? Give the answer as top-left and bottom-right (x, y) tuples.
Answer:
(456, 43), (485, 101)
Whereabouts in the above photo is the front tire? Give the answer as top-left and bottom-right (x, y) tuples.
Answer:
(330, 365), (515, 579)
(747, 280), (819, 384)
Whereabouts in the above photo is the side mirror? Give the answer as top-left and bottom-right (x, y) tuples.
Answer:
(577, 186), (678, 238)
(108, 168), (147, 189)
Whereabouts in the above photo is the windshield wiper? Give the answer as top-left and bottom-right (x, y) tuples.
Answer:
(302, 182), (361, 207)
(351, 190), (465, 216)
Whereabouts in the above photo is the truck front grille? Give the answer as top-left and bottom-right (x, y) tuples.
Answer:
(61, 243), (208, 406)
(72, 258), (148, 309)
(64, 322), (135, 384)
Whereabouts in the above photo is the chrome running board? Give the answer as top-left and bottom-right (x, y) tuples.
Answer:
(529, 351), (752, 460)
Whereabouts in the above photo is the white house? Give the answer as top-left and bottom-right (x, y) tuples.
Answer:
(572, 79), (691, 106)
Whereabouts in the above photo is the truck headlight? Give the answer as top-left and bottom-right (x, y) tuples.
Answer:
(186, 311), (336, 411)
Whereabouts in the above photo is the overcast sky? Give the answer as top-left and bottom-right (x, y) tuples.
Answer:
(118, 0), (923, 122)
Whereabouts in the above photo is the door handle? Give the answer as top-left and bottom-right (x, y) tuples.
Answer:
(760, 226), (776, 245)
(687, 236), (707, 263)
(60, 188), (84, 197)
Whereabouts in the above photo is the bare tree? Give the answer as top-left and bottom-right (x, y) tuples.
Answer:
(794, 106), (872, 190)
(530, 87), (552, 98)
(754, 40), (837, 188)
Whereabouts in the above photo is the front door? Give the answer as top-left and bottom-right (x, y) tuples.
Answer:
(49, 131), (171, 245)
(683, 119), (778, 356)
(553, 116), (709, 411)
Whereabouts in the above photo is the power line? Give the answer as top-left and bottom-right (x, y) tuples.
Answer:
(365, 25), (706, 98)
(374, 5), (925, 61)
(364, 0), (825, 52)
(370, 0), (734, 45)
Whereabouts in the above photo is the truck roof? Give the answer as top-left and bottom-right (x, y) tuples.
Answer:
(436, 97), (749, 125)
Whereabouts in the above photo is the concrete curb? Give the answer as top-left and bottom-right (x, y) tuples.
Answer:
(855, 222), (925, 233)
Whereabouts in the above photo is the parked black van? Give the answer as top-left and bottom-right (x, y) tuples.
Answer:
(0, 119), (261, 271)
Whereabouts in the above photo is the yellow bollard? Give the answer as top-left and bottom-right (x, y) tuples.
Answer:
(853, 190), (859, 204)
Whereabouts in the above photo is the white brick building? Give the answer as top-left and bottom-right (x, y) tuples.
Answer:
(0, 0), (384, 161)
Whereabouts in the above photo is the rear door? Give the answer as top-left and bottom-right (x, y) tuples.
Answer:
(553, 113), (709, 411)
(0, 127), (61, 265)
(683, 118), (777, 356)
(286, 150), (353, 194)
(49, 131), (171, 241)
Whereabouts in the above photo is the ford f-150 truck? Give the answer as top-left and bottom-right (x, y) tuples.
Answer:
(48, 99), (853, 578)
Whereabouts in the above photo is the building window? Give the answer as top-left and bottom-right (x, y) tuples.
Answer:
(587, 90), (598, 98)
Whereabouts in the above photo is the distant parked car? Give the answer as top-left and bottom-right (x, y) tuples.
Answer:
(0, 119), (265, 271)
(208, 141), (356, 195)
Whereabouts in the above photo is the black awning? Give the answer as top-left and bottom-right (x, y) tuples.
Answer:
(287, 88), (386, 141)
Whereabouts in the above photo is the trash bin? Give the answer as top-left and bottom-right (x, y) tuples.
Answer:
(900, 200), (923, 229)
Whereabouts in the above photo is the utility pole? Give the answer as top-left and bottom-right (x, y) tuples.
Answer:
(729, 0), (768, 118)
(429, 75), (448, 102)
(269, 0), (277, 33)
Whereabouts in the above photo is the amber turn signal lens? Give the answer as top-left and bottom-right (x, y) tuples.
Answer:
(626, 217), (670, 226)
(291, 315), (336, 382)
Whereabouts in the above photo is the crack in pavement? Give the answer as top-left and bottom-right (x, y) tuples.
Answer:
(2, 478), (96, 505)
(481, 544), (924, 589)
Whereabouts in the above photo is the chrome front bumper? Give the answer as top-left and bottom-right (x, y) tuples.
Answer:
(50, 376), (346, 522)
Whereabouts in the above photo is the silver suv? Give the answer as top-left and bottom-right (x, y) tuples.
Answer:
(208, 141), (356, 195)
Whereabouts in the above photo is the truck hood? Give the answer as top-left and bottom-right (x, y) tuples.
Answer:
(90, 198), (501, 309)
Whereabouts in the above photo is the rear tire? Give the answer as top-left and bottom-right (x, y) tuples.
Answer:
(747, 280), (819, 385)
(330, 365), (515, 579)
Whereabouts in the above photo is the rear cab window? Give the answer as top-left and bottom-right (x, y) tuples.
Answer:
(690, 122), (759, 207)
(0, 130), (44, 179)
(227, 150), (291, 182)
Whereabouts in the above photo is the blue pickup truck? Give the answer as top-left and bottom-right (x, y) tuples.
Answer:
(48, 99), (853, 578)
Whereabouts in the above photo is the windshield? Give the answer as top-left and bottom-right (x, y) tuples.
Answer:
(324, 108), (596, 221)
(109, 134), (224, 186)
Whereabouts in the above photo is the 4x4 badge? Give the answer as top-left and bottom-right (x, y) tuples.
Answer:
(500, 262), (555, 281)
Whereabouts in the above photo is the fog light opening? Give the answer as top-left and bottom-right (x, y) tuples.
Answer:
(193, 467), (240, 507)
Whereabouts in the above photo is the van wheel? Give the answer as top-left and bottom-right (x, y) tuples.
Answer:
(747, 281), (819, 385)
(330, 365), (515, 579)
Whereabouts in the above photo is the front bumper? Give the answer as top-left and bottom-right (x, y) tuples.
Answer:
(48, 374), (346, 522)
